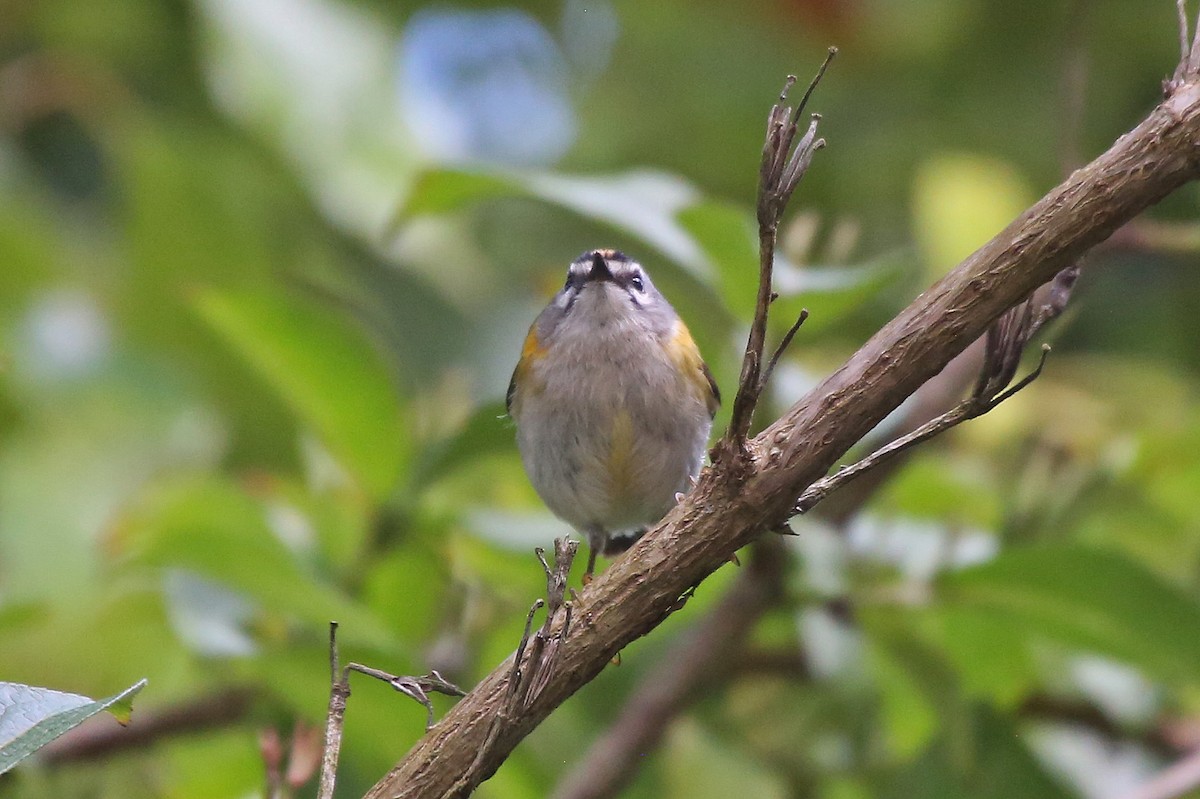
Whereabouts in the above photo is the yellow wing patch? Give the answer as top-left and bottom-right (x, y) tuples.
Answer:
(668, 320), (720, 417)
(520, 326), (548, 363)
(507, 325), (549, 414)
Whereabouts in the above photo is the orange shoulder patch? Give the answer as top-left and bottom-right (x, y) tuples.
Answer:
(668, 320), (720, 417)
(507, 325), (549, 415)
(520, 326), (548, 364)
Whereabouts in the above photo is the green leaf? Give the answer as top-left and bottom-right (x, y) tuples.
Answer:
(361, 545), (445, 644)
(164, 728), (265, 799)
(397, 168), (710, 276)
(664, 719), (787, 799)
(676, 200), (900, 333)
(863, 610), (969, 762)
(0, 679), (147, 774)
(118, 476), (398, 651)
(939, 545), (1200, 681)
(969, 707), (1073, 799)
(769, 257), (901, 335)
(401, 170), (525, 216)
(875, 453), (1002, 530)
(676, 200), (758, 312)
(919, 606), (1037, 707)
(194, 289), (407, 498)
(880, 705), (1072, 799)
(414, 401), (514, 488)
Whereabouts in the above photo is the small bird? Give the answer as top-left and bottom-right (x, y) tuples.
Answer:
(507, 249), (720, 580)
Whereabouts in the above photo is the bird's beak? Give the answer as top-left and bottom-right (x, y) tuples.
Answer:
(586, 252), (614, 283)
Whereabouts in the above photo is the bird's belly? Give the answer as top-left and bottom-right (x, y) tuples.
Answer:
(516, 365), (708, 533)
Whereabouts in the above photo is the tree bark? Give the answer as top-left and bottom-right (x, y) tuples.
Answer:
(365, 78), (1200, 799)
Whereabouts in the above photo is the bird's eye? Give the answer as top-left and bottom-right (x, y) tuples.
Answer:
(629, 274), (645, 292)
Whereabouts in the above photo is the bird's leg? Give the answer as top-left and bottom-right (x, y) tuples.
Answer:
(582, 524), (606, 585)
(583, 547), (598, 585)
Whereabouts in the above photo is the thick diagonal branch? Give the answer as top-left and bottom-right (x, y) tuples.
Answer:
(366, 72), (1200, 799)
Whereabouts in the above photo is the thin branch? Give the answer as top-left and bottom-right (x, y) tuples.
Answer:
(807, 337), (985, 525)
(796, 246), (1080, 518)
(1033, 263), (1080, 331)
(1017, 694), (1187, 760)
(523, 540), (578, 706)
(448, 601), (545, 797)
(317, 623), (349, 799)
(445, 539), (577, 798)
(759, 308), (809, 394)
(366, 43), (1200, 799)
(1168, 0), (1200, 88)
(316, 624), (466, 799)
(345, 665), (465, 732)
(725, 51), (834, 446)
(795, 338), (1049, 516)
(1179, 0), (1191, 66)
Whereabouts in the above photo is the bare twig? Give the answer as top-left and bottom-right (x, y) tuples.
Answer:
(1179, 0), (1190, 66)
(523, 540), (578, 706)
(795, 342), (1049, 515)
(725, 50), (834, 446)
(317, 623), (466, 799)
(317, 623), (349, 799)
(1034, 263), (1080, 330)
(760, 308), (810, 394)
(1168, 0), (1200, 89)
(446, 539), (578, 798)
(345, 665), (465, 732)
(795, 252), (1080, 518)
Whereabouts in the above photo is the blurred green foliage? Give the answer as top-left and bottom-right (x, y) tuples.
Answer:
(2, 0), (1200, 797)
